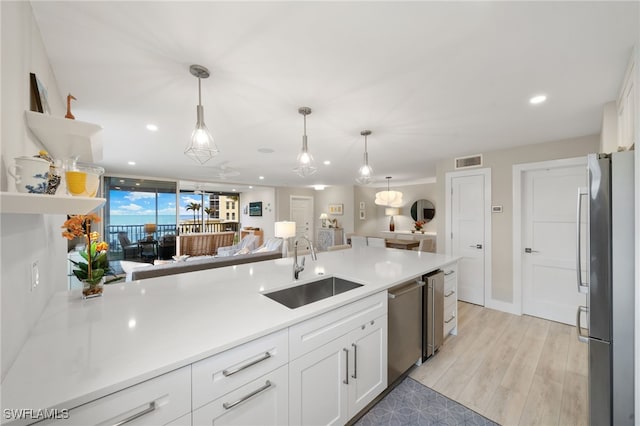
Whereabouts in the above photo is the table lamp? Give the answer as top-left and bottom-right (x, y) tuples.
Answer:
(274, 221), (296, 257)
(385, 208), (400, 232)
(144, 223), (157, 241)
(319, 213), (329, 228)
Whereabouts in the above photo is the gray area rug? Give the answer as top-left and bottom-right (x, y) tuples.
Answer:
(356, 377), (499, 426)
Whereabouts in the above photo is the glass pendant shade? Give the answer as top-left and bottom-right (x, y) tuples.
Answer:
(356, 130), (373, 184)
(293, 107), (317, 177)
(294, 135), (318, 177)
(185, 105), (219, 164)
(184, 64), (218, 165)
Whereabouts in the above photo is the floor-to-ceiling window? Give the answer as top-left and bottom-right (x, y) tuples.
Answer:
(104, 177), (177, 260)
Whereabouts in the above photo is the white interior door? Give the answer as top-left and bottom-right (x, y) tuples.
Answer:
(450, 174), (486, 306)
(290, 196), (314, 240)
(522, 165), (587, 324)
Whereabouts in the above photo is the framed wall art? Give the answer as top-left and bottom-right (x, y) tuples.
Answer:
(328, 203), (343, 215)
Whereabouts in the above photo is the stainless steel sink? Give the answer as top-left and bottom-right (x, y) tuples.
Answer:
(263, 277), (363, 309)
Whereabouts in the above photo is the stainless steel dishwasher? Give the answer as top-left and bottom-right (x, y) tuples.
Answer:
(387, 278), (425, 385)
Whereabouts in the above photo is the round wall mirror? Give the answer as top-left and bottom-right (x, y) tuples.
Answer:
(410, 199), (435, 222)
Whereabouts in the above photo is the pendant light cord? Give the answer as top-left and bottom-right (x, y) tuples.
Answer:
(198, 77), (202, 106)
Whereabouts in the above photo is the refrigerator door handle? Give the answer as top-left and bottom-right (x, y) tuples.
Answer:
(576, 305), (589, 343)
(576, 187), (589, 294)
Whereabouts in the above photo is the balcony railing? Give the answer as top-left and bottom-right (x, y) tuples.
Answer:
(107, 221), (239, 255)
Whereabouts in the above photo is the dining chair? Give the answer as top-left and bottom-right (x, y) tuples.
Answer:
(367, 237), (386, 248)
(350, 236), (367, 248)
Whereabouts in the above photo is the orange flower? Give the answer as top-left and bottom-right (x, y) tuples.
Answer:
(95, 241), (108, 252)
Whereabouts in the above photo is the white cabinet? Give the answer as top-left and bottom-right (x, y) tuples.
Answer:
(288, 292), (388, 424)
(617, 46), (638, 150)
(192, 330), (288, 424)
(316, 228), (344, 251)
(192, 365), (288, 426)
(443, 263), (458, 337)
(41, 366), (191, 426)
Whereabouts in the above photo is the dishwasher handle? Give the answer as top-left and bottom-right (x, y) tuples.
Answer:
(388, 280), (426, 299)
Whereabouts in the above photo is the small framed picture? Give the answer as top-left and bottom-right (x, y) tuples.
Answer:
(249, 201), (262, 217)
(359, 201), (365, 210)
(328, 203), (343, 215)
(359, 210), (366, 220)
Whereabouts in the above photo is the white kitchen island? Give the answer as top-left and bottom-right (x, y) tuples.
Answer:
(1, 247), (458, 425)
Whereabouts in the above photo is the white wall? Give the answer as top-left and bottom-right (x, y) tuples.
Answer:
(239, 187), (276, 239)
(354, 182), (438, 237)
(435, 134), (600, 305)
(313, 185), (355, 234)
(600, 101), (619, 154)
(1, 1), (67, 379)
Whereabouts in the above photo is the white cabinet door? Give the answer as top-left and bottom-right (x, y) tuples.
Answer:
(347, 315), (387, 417)
(289, 335), (349, 426)
(192, 365), (288, 426)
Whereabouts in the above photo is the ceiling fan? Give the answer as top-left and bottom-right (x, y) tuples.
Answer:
(206, 161), (240, 180)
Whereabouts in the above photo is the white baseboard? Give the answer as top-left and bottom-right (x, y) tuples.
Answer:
(485, 298), (521, 316)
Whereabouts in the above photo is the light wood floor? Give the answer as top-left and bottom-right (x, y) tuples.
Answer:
(410, 302), (588, 426)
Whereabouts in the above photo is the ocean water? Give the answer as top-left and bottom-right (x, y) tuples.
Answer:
(108, 215), (196, 225)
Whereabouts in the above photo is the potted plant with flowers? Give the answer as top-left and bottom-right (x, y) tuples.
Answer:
(62, 213), (115, 298)
(414, 220), (426, 233)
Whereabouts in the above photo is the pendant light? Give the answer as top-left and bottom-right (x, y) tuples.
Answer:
(184, 64), (219, 165)
(356, 130), (373, 184)
(375, 176), (403, 207)
(293, 107), (317, 177)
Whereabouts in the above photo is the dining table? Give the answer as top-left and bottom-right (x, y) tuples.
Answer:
(385, 239), (420, 250)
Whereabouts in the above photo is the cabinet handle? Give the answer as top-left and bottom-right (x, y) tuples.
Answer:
(351, 343), (358, 379)
(222, 380), (272, 410)
(112, 402), (156, 426)
(222, 352), (271, 377)
(445, 290), (455, 297)
(444, 270), (455, 276)
(343, 348), (349, 384)
(445, 314), (456, 324)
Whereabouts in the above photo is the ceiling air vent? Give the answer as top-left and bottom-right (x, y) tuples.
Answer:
(454, 154), (483, 169)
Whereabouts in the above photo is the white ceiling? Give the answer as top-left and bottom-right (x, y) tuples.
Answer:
(31, 1), (639, 189)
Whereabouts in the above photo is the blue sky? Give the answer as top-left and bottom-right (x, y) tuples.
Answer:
(109, 191), (209, 216)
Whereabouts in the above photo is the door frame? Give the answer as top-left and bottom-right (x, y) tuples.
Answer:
(512, 156), (587, 316)
(289, 195), (314, 238)
(445, 168), (492, 307)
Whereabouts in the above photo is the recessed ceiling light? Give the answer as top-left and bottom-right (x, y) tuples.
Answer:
(259, 176), (265, 180)
(232, 189), (237, 192)
(128, 161), (136, 166)
(313, 185), (326, 191)
(249, 186), (253, 189)
(323, 160), (331, 165)
(257, 147), (274, 154)
(529, 94), (547, 105)
(146, 124), (158, 131)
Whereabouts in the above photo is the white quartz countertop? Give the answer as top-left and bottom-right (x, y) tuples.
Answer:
(1, 247), (457, 415)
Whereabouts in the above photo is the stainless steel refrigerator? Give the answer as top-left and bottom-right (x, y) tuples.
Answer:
(576, 151), (635, 425)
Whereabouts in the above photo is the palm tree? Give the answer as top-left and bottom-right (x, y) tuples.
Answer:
(186, 202), (201, 232)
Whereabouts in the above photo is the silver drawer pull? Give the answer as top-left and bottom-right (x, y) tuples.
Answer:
(388, 281), (425, 299)
(351, 343), (358, 379)
(222, 352), (271, 377)
(445, 314), (456, 324)
(223, 380), (272, 410)
(444, 270), (455, 276)
(112, 402), (156, 426)
(343, 348), (349, 384)
(444, 290), (455, 297)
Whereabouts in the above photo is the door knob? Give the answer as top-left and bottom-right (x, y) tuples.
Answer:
(524, 248), (540, 254)
(468, 244), (483, 249)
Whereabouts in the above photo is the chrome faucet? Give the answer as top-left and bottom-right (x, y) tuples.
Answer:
(293, 236), (317, 280)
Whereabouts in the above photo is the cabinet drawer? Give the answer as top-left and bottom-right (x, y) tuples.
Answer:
(444, 304), (457, 336)
(42, 366), (191, 426)
(443, 264), (457, 281)
(289, 292), (387, 360)
(192, 329), (288, 410)
(192, 364), (288, 426)
(444, 282), (456, 301)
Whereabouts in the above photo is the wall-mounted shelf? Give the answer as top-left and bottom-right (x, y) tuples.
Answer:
(0, 192), (105, 215)
(24, 111), (103, 162)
